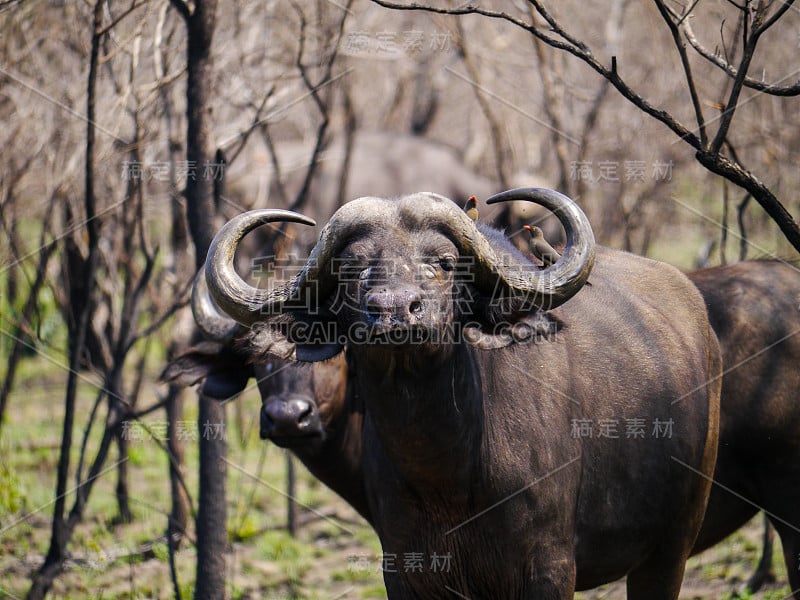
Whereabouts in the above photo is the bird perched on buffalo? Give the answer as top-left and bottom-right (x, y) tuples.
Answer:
(523, 224), (561, 267)
(463, 195), (479, 221)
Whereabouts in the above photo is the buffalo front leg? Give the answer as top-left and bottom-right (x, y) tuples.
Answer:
(760, 479), (800, 599)
(744, 513), (776, 593)
(773, 522), (800, 599)
(625, 549), (692, 600)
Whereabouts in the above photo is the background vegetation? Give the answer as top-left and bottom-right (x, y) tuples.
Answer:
(1, 0), (798, 597)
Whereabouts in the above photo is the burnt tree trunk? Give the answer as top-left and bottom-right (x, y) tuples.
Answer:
(287, 454), (297, 537)
(166, 385), (190, 541)
(196, 395), (227, 598)
(164, 62), (191, 549)
(27, 3), (104, 598)
(0, 218), (56, 439)
(178, 0), (218, 258)
(169, 1), (226, 597)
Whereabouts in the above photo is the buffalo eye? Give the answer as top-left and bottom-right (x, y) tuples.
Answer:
(439, 256), (456, 272)
(336, 256), (368, 281)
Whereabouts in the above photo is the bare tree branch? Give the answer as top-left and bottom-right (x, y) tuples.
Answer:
(221, 87), (276, 166)
(28, 4), (105, 596)
(372, 1), (703, 150)
(682, 15), (800, 96)
(168, 0), (191, 21)
(453, 18), (510, 189)
(708, 11), (760, 153)
(653, 0), (709, 146)
(530, 32), (572, 193)
(368, 0), (800, 252)
(738, 192), (752, 260)
(0, 200), (58, 438)
(287, 1), (352, 215)
(756, 0), (796, 34)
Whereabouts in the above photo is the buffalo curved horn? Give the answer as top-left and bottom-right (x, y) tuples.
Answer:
(373, 190), (594, 310)
(207, 190), (594, 325)
(191, 269), (241, 341)
(205, 209), (316, 326)
(486, 187), (595, 308)
(207, 200), (421, 326)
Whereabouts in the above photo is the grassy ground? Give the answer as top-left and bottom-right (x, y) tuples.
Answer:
(0, 353), (795, 599)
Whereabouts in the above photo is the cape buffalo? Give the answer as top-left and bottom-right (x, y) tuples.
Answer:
(254, 351), (371, 523)
(203, 188), (721, 598)
(240, 260), (800, 597)
(174, 260), (796, 595)
(687, 260), (800, 595)
(171, 220), (797, 596)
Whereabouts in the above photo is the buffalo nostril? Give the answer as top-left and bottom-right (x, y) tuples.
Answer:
(366, 289), (424, 323)
(295, 402), (313, 426)
(263, 397), (317, 436)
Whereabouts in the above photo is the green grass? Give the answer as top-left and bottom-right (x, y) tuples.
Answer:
(0, 357), (381, 598)
(627, 179), (796, 271)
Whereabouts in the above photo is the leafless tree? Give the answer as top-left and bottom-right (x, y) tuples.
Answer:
(15, 2), (196, 596)
(0, 181), (58, 438)
(27, 3), (106, 596)
(4, 0), (797, 597)
(371, 0), (800, 254)
(167, 0), (230, 596)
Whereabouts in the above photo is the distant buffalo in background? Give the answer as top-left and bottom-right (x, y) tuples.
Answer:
(224, 130), (561, 252)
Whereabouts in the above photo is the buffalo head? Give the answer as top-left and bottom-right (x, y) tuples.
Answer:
(254, 354), (348, 447)
(204, 188), (595, 363)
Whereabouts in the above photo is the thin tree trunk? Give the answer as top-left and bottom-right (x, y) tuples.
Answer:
(164, 52), (191, 547)
(287, 454), (297, 537)
(27, 4), (104, 597)
(114, 433), (133, 524)
(166, 384), (190, 542)
(196, 394), (227, 600)
(169, 1), (226, 597)
(0, 232), (56, 438)
(182, 0), (219, 261)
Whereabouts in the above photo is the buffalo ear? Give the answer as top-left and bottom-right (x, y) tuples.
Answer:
(161, 341), (253, 399)
(242, 325), (297, 361)
(463, 312), (562, 350)
(161, 341), (249, 385)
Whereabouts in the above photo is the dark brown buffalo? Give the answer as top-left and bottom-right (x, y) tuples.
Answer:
(162, 295), (372, 522)
(687, 261), (800, 595)
(174, 259), (797, 594)
(244, 260), (800, 597)
(170, 228), (797, 595)
(254, 352), (371, 523)
(203, 188), (721, 599)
